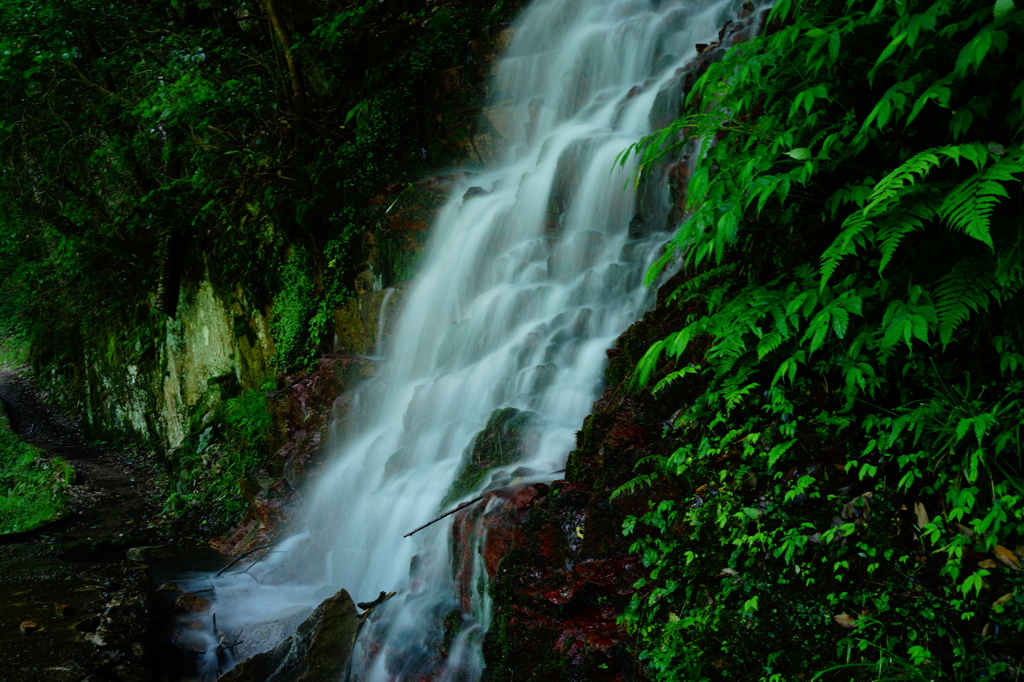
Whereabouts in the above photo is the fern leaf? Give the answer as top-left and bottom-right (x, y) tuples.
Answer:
(724, 381), (759, 411)
(865, 148), (943, 214)
(757, 331), (784, 360)
(771, 351), (804, 387)
(803, 308), (832, 354)
(651, 364), (700, 394)
(634, 340), (666, 388)
(938, 149), (1024, 246)
(666, 325), (696, 358)
(867, 144), (989, 217)
(820, 212), (874, 287)
(876, 200), (935, 272)
(933, 260), (992, 347)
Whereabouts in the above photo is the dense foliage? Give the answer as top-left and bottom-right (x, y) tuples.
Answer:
(164, 383), (274, 524)
(620, 0), (1024, 678)
(0, 0), (517, 377)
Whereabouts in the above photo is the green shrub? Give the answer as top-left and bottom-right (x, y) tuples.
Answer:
(617, 0), (1024, 678)
(271, 246), (318, 369)
(163, 382), (274, 526)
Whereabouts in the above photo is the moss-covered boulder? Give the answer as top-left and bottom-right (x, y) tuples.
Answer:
(442, 407), (539, 508)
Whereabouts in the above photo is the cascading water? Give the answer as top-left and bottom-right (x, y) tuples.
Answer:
(191, 0), (743, 678)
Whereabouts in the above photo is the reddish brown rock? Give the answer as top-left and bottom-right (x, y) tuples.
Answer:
(474, 276), (704, 681)
(450, 483), (548, 612)
(173, 591), (211, 614)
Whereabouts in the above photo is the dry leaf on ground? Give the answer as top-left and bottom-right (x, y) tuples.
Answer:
(995, 545), (1022, 571)
(834, 613), (858, 629)
(913, 501), (929, 529)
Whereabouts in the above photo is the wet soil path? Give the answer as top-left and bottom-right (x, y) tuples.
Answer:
(0, 369), (176, 681)
(0, 369), (163, 542)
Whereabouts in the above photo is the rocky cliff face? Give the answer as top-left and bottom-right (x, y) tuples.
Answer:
(474, 275), (696, 682)
(81, 273), (275, 449)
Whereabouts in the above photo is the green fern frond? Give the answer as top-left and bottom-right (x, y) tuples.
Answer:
(634, 339), (667, 388)
(939, 180), (1002, 247)
(876, 200), (935, 271)
(651, 364), (701, 394)
(820, 212), (874, 287)
(757, 330), (784, 360)
(937, 149), (1024, 247)
(933, 259), (993, 346)
(866, 143), (989, 216)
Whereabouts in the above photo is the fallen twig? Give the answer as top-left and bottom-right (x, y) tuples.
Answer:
(216, 543), (277, 577)
(403, 496), (484, 538)
(357, 591), (390, 609)
(357, 590), (397, 618)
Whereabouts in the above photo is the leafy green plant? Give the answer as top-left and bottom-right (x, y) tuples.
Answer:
(0, 331), (28, 371)
(0, 421), (73, 534)
(163, 381), (273, 525)
(813, 617), (1009, 681)
(615, 0), (1024, 678)
(271, 246), (318, 369)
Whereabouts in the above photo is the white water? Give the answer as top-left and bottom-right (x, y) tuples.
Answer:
(191, 0), (740, 679)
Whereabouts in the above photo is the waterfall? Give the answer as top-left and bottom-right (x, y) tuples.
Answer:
(194, 0), (742, 678)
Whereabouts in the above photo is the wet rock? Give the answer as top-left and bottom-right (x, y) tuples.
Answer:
(333, 287), (407, 356)
(449, 483), (545, 612)
(469, 131), (505, 165)
(384, 447), (413, 480)
(547, 229), (605, 280)
(482, 104), (518, 143)
(463, 185), (490, 200)
(220, 588), (359, 682)
(174, 590), (212, 614)
(475, 274), (702, 680)
(441, 407), (540, 507)
(546, 139), (593, 242)
(478, 481), (649, 681)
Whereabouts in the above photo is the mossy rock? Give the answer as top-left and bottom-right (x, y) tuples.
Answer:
(441, 407), (539, 507)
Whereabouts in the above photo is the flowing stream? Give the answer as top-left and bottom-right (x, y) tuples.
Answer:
(191, 0), (742, 678)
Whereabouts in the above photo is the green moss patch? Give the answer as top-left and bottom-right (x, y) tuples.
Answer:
(442, 407), (539, 508)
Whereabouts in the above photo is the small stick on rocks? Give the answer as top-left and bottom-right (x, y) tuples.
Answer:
(402, 496), (484, 538)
